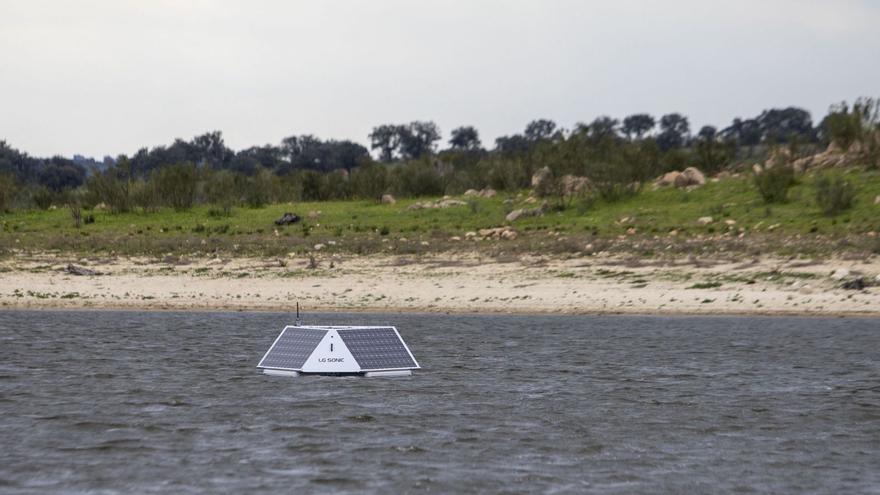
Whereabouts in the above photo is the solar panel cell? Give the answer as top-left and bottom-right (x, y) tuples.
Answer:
(258, 328), (326, 370)
(338, 328), (417, 370)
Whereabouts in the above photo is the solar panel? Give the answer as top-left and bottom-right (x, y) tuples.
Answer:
(258, 327), (327, 370)
(337, 327), (418, 370)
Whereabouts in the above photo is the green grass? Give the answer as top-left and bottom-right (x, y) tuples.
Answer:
(1, 168), (879, 258)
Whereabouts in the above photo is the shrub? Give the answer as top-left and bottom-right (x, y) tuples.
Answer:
(815, 175), (856, 216)
(205, 170), (238, 215)
(152, 162), (198, 210)
(351, 163), (388, 201)
(86, 166), (134, 213)
(0, 174), (16, 212)
(131, 179), (160, 213)
(31, 186), (54, 210)
(754, 165), (795, 203)
(391, 161), (444, 197)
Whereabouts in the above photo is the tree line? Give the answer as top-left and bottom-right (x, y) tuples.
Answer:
(0, 98), (877, 214)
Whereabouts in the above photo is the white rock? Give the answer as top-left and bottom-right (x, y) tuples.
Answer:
(697, 216), (714, 225)
(313, 243), (325, 251)
(830, 268), (849, 280)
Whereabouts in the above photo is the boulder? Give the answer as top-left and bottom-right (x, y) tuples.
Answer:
(463, 189), (479, 197)
(274, 212), (301, 225)
(656, 171), (681, 187)
(531, 166), (552, 188)
(479, 188), (497, 198)
(506, 202), (548, 222)
(874, 195), (880, 205)
(407, 198), (466, 211)
(381, 194), (396, 204)
(697, 216), (714, 226)
(560, 175), (590, 196)
(675, 167), (705, 187)
(830, 268), (850, 280)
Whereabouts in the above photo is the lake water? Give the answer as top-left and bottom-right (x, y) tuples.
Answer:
(0, 311), (878, 494)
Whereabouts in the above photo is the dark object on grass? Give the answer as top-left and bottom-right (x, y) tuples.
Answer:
(67, 264), (100, 276)
(841, 278), (867, 291)
(274, 212), (301, 226)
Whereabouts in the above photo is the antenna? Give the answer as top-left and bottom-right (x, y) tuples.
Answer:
(295, 302), (301, 326)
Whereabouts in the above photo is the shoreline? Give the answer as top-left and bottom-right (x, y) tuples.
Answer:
(1, 252), (878, 318)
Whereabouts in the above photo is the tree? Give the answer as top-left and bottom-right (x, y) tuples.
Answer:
(369, 125), (403, 162)
(449, 126), (482, 151)
(621, 114), (656, 139)
(756, 107), (814, 144)
(326, 140), (370, 173)
(494, 134), (532, 155)
(693, 126), (732, 172)
(189, 131), (232, 168)
(398, 121), (441, 160)
(657, 113), (690, 151)
(584, 116), (620, 142)
(37, 157), (86, 192)
(524, 119), (558, 142)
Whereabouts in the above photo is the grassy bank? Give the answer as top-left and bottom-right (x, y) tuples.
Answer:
(2, 168), (879, 259)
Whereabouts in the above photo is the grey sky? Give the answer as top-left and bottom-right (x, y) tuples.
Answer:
(1, 0), (878, 158)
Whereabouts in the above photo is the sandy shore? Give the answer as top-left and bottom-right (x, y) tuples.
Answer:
(1, 252), (878, 316)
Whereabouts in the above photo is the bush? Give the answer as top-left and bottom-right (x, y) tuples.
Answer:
(205, 170), (238, 215)
(815, 175), (856, 216)
(31, 186), (54, 210)
(0, 174), (17, 212)
(152, 162), (198, 210)
(131, 179), (160, 213)
(391, 161), (444, 197)
(86, 166), (134, 213)
(754, 165), (795, 203)
(351, 163), (388, 201)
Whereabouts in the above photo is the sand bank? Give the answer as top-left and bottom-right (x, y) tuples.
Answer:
(1, 252), (878, 316)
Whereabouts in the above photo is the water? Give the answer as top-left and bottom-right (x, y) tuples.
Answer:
(0, 311), (878, 494)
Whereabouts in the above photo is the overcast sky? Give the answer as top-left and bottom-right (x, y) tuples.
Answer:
(1, 0), (878, 158)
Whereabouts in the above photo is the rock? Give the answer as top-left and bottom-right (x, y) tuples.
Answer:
(463, 189), (479, 197)
(479, 188), (497, 198)
(465, 231), (477, 239)
(675, 167), (706, 188)
(697, 216), (714, 226)
(523, 196), (537, 204)
(752, 164), (763, 175)
(531, 166), (552, 188)
(94, 202), (108, 211)
(313, 243), (325, 251)
(274, 212), (301, 225)
(874, 195), (880, 205)
(407, 198), (466, 210)
(841, 278), (867, 290)
(381, 194), (396, 204)
(506, 209), (526, 222)
(307, 210), (321, 219)
(437, 199), (467, 208)
(626, 227), (637, 235)
(506, 202), (548, 222)
(450, 236), (461, 241)
(583, 243), (594, 253)
(830, 268), (850, 280)
(725, 219), (737, 226)
(560, 175), (590, 196)
(500, 229), (518, 240)
(656, 171), (681, 187)
(67, 264), (100, 276)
